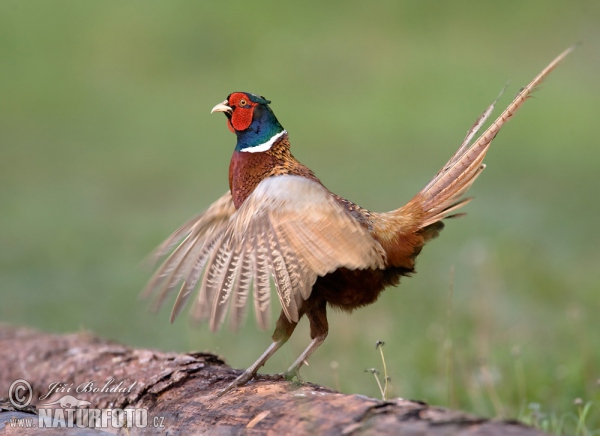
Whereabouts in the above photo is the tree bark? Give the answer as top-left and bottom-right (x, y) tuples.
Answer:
(0, 325), (543, 435)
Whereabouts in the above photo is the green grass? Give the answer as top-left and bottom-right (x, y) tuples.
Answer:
(1, 1), (599, 433)
(519, 400), (598, 435)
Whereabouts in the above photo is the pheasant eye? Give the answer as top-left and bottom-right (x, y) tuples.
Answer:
(239, 99), (247, 106)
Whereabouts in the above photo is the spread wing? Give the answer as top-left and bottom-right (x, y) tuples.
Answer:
(143, 175), (386, 332)
(142, 191), (236, 316)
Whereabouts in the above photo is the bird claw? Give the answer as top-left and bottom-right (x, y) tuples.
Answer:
(214, 370), (256, 398)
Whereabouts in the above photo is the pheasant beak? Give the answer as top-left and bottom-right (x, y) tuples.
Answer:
(211, 100), (233, 115)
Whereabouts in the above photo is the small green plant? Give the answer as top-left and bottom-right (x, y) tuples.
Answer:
(365, 340), (391, 400)
(574, 399), (595, 436)
(519, 400), (598, 436)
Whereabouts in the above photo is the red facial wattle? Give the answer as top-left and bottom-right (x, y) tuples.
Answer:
(227, 92), (255, 132)
(230, 106), (253, 131)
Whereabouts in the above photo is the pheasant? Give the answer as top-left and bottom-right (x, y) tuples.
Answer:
(143, 48), (572, 396)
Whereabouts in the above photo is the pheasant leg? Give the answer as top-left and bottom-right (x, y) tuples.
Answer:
(284, 299), (328, 381)
(215, 339), (286, 397)
(215, 310), (297, 397)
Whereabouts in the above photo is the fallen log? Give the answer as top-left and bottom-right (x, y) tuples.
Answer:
(0, 325), (543, 435)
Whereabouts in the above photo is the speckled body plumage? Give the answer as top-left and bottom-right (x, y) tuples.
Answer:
(144, 49), (572, 396)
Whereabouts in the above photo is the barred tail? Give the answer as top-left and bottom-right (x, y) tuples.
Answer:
(403, 46), (574, 229)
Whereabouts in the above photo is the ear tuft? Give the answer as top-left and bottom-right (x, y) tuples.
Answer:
(248, 94), (271, 105)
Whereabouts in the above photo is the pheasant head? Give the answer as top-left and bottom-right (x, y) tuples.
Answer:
(211, 92), (315, 208)
(211, 92), (286, 153)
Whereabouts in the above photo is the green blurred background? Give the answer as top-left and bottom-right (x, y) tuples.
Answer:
(1, 0), (599, 431)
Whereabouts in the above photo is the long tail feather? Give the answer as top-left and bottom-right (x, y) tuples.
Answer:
(405, 46), (574, 228)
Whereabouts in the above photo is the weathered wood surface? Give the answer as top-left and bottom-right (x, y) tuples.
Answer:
(0, 325), (544, 435)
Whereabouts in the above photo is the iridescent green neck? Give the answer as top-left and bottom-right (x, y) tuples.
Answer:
(235, 104), (285, 152)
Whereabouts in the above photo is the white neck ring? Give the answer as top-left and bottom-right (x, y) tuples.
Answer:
(241, 130), (287, 153)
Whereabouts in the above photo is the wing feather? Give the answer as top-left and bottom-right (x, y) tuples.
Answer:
(219, 175), (385, 325)
(143, 191), (234, 304)
(151, 232), (203, 311)
(273, 220), (313, 299)
(145, 176), (386, 329)
(209, 237), (240, 332)
(193, 233), (230, 324)
(252, 229), (272, 329)
(169, 229), (225, 322)
(229, 239), (253, 331)
(266, 219), (301, 323)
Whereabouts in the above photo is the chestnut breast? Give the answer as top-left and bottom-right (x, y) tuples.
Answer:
(229, 151), (281, 209)
(228, 138), (319, 209)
